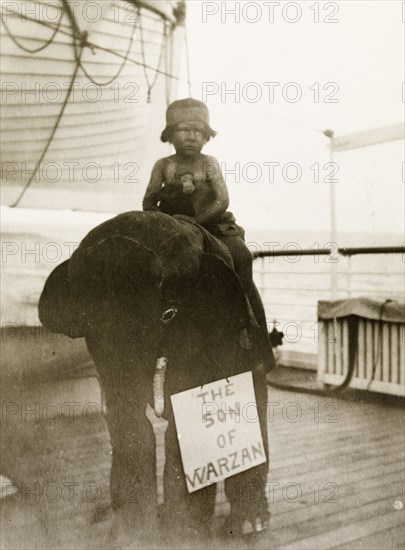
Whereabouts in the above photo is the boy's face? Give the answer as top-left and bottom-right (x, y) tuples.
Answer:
(170, 121), (207, 157)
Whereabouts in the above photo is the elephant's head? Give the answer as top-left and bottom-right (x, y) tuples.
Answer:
(39, 212), (254, 399)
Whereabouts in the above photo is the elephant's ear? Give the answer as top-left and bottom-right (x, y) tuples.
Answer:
(193, 253), (252, 337)
(39, 260), (86, 338)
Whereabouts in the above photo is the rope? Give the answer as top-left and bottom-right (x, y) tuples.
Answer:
(93, 40), (187, 85)
(2, 7), (191, 87)
(61, 0), (137, 87)
(80, 26), (136, 87)
(268, 300), (397, 396)
(139, 5), (167, 102)
(2, 4), (324, 136)
(11, 24), (85, 207)
(1, 1), (63, 54)
(203, 347), (231, 385)
(184, 23), (192, 97)
(164, 22), (172, 105)
(267, 316), (359, 396)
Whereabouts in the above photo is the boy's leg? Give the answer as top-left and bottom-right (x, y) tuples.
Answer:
(215, 234), (253, 297)
(250, 283), (277, 372)
(215, 234), (276, 372)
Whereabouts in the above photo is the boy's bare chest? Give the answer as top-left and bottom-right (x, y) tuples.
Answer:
(164, 159), (208, 187)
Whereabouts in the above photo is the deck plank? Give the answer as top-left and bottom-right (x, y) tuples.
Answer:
(268, 487), (404, 546)
(331, 525), (405, 550)
(1, 379), (404, 549)
(278, 509), (405, 550)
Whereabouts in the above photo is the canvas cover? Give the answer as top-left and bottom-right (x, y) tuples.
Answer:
(318, 297), (405, 324)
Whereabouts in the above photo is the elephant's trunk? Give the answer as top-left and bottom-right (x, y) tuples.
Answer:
(153, 357), (168, 417)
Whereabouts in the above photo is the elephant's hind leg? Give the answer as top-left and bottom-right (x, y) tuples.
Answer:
(161, 406), (217, 544)
(224, 364), (270, 535)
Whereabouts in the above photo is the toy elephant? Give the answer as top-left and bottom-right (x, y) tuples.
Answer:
(39, 211), (272, 544)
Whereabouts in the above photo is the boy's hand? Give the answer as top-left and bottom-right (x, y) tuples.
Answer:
(180, 174), (195, 194)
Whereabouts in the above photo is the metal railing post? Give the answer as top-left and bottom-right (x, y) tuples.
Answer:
(347, 255), (352, 298)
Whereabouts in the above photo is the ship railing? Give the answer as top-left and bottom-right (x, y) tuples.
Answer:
(251, 245), (405, 369)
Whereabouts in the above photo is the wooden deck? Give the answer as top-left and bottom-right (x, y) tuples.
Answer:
(1, 369), (404, 549)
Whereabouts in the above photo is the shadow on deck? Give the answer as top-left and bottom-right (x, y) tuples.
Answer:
(1, 367), (404, 550)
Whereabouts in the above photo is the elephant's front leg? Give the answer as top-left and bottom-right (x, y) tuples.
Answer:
(107, 399), (156, 510)
(98, 370), (160, 546)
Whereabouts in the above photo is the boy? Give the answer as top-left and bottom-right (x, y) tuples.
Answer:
(143, 99), (273, 535)
(143, 98), (273, 370)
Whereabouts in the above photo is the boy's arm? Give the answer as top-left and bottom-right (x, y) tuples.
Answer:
(194, 156), (229, 225)
(142, 160), (165, 211)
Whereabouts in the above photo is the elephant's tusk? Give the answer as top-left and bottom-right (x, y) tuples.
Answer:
(153, 357), (168, 417)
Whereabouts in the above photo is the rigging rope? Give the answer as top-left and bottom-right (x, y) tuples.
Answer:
(164, 24), (172, 105)
(3, 3), (321, 136)
(184, 23), (192, 97)
(61, 0), (138, 88)
(1, 2), (63, 54)
(92, 40), (186, 84)
(138, 4), (168, 102)
(1, 6), (189, 86)
(11, 29), (86, 208)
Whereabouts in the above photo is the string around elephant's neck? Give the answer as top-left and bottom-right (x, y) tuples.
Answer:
(199, 338), (244, 388)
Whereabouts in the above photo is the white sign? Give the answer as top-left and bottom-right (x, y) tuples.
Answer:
(170, 371), (266, 493)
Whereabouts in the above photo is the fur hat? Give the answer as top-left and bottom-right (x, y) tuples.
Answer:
(161, 98), (217, 142)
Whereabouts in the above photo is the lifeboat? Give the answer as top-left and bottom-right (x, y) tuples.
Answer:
(0, 0), (186, 381)
(1, 0), (186, 211)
